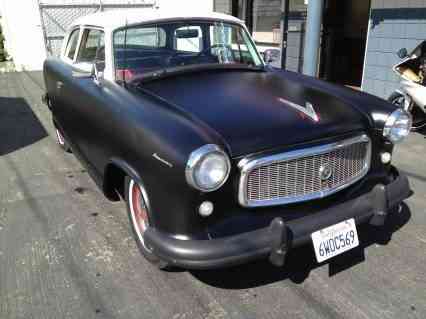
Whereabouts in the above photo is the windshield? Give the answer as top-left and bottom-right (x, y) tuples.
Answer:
(113, 21), (264, 83)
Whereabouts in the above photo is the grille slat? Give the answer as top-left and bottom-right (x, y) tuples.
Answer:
(240, 135), (371, 207)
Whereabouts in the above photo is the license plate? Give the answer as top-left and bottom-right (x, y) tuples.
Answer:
(311, 218), (359, 263)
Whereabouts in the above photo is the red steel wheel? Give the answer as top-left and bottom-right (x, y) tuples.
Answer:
(56, 128), (65, 146)
(125, 176), (169, 269)
(128, 179), (150, 249)
(53, 124), (71, 153)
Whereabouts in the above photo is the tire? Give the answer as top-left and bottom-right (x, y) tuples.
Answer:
(124, 176), (170, 270)
(54, 126), (72, 153)
(388, 92), (426, 131)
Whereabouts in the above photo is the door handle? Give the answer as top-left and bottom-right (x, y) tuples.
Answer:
(56, 81), (64, 90)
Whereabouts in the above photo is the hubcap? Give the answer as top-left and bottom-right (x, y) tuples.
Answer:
(129, 179), (150, 249)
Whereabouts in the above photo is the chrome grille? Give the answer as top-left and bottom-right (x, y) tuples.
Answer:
(238, 135), (371, 207)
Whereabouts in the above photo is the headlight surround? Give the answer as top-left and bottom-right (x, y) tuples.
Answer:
(383, 109), (412, 144)
(186, 145), (231, 192)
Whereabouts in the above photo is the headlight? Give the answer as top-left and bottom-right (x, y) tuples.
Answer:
(186, 144), (231, 192)
(383, 109), (412, 144)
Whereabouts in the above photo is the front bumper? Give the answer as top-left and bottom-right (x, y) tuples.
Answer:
(144, 170), (411, 269)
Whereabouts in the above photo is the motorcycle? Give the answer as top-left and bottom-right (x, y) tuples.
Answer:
(389, 41), (426, 131)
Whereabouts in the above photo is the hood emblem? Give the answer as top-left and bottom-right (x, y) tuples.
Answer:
(278, 98), (320, 122)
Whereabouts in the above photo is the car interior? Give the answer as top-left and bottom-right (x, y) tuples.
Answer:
(113, 23), (257, 83)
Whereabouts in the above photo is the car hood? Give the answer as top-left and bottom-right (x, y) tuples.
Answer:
(141, 69), (374, 157)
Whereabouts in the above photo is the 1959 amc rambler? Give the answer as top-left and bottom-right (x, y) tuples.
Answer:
(43, 8), (412, 270)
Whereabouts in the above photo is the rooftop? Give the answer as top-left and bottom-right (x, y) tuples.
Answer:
(72, 8), (243, 30)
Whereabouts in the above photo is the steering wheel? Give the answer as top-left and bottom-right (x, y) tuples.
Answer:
(197, 44), (236, 62)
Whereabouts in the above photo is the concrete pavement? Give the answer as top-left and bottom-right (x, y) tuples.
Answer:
(0, 71), (425, 319)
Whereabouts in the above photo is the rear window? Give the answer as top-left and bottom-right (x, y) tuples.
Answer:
(174, 26), (203, 53)
(114, 27), (166, 49)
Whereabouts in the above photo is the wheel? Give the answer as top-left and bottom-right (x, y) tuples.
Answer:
(54, 126), (72, 152)
(125, 176), (169, 269)
(388, 92), (426, 131)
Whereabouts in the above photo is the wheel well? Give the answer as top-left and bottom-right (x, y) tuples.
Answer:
(103, 163), (126, 201)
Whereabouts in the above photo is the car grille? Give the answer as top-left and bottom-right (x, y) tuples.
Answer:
(238, 135), (371, 207)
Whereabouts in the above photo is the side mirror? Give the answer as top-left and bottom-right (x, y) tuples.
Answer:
(92, 60), (105, 86)
(397, 48), (408, 59)
(263, 49), (280, 65)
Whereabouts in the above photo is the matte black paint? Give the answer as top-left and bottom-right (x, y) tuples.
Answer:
(44, 56), (407, 267)
(140, 68), (397, 158)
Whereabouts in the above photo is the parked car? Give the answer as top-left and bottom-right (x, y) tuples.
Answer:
(43, 9), (412, 270)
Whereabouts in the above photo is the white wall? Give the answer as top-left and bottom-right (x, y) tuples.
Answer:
(159, 0), (213, 12)
(0, 0), (46, 71)
(0, 0), (214, 71)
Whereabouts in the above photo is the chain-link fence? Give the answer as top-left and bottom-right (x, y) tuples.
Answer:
(38, 0), (156, 57)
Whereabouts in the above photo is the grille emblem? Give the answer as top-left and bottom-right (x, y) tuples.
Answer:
(319, 164), (333, 181)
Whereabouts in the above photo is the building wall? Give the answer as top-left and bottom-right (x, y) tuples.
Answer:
(171, 0), (213, 12)
(285, 15), (306, 72)
(214, 0), (232, 14)
(362, 0), (426, 99)
(0, 0), (213, 71)
(0, 0), (47, 71)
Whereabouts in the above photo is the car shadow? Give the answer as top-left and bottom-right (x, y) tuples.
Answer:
(190, 203), (411, 289)
(0, 96), (48, 156)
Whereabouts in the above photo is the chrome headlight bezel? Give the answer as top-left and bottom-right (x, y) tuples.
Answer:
(383, 109), (412, 144)
(185, 144), (231, 192)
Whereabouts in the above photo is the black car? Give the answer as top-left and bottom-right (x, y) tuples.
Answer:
(43, 9), (412, 270)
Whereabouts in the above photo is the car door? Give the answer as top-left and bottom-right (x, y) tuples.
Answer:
(49, 26), (81, 135)
(60, 27), (110, 176)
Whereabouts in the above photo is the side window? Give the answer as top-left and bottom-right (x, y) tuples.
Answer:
(174, 26), (203, 53)
(76, 29), (105, 63)
(65, 29), (80, 60)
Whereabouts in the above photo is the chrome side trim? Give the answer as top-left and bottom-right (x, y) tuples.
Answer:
(238, 134), (372, 208)
(153, 153), (173, 168)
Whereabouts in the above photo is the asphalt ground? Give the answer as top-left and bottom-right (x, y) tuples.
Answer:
(0, 71), (425, 319)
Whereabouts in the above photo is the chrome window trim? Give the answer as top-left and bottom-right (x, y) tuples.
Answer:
(238, 134), (372, 208)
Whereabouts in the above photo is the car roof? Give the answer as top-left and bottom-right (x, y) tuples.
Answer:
(71, 8), (244, 30)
